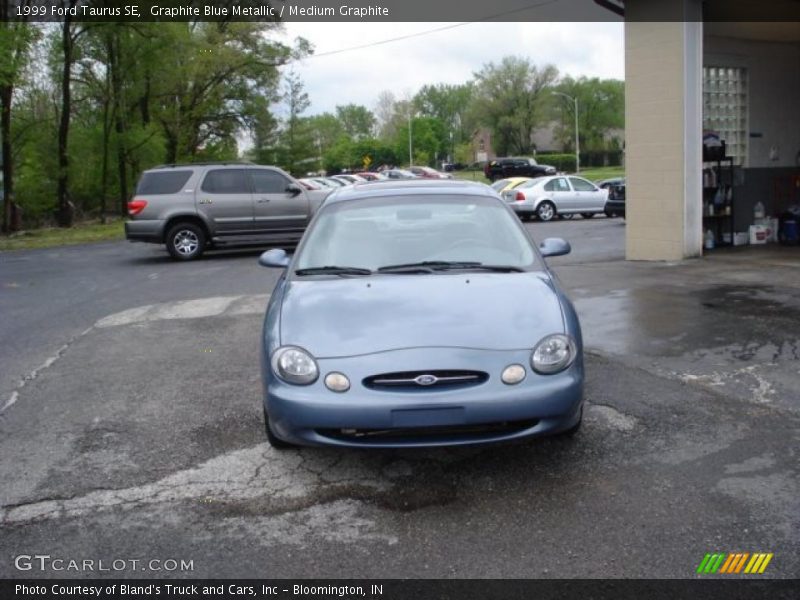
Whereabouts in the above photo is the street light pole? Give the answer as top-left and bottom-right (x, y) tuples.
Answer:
(408, 110), (413, 166)
(554, 92), (579, 174)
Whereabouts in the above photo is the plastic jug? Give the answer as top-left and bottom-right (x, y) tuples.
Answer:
(704, 229), (715, 250)
(754, 201), (766, 220)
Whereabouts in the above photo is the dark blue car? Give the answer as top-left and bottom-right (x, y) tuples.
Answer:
(258, 180), (584, 448)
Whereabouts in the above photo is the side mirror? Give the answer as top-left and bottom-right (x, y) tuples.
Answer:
(259, 248), (291, 268)
(539, 237), (571, 258)
(286, 183), (302, 196)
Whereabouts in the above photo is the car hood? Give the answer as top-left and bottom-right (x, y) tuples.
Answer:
(279, 272), (565, 357)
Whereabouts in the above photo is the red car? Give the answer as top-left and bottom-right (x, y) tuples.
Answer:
(354, 172), (387, 181)
(408, 166), (452, 179)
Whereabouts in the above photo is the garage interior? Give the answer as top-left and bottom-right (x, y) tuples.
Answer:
(620, 1), (800, 260)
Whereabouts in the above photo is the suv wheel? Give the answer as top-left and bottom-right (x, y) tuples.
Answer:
(166, 222), (206, 261)
(536, 201), (556, 222)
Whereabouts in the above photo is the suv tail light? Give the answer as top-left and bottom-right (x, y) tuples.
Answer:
(127, 199), (148, 216)
(515, 191), (525, 201)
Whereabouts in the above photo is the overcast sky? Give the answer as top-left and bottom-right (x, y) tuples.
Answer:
(273, 22), (625, 117)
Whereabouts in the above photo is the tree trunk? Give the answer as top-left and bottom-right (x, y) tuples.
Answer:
(1, 84), (13, 233)
(108, 31), (128, 216)
(56, 8), (75, 227)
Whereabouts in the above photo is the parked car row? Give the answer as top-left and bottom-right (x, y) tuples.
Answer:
(298, 166), (454, 191)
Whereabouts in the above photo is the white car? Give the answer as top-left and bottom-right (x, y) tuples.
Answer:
(501, 175), (609, 221)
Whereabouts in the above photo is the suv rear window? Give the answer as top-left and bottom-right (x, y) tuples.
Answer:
(136, 171), (192, 195)
(201, 169), (251, 194)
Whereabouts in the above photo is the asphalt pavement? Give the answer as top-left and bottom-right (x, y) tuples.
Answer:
(1, 216), (798, 579)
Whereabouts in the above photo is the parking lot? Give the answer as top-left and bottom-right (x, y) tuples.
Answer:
(1, 216), (798, 578)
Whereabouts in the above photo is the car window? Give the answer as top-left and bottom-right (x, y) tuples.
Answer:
(251, 169), (290, 194)
(569, 177), (597, 192)
(294, 195), (538, 272)
(136, 170), (192, 195)
(544, 177), (569, 192)
(490, 179), (510, 191)
(201, 169), (251, 194)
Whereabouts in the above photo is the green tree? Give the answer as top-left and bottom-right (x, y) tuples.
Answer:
(394, 116), (446, 166)
(0, 12), (38, 231)
(413, 83), (474, 158)
(276, 70), (312, 175)
(550, 76), (624, 153)
(471, 56), (558, 156)
(335, 104), (375, 140)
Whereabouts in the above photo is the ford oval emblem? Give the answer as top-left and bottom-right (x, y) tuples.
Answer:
(414, 374), (438, 386)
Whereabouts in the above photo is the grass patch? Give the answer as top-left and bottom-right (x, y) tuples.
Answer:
(0, 219), (126, 252)
(452, 166), (624, 185)
(578, 166), (625, 181)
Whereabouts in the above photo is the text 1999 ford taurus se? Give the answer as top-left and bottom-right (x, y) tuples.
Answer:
(258, 179), (584, 448)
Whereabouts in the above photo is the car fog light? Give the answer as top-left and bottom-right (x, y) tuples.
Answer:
(531, 334), (576, 374)
(501, 364), (526, 385)
(324, 372), (350, 393)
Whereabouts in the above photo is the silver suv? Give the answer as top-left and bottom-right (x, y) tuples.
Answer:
(125, 162), (329, 260)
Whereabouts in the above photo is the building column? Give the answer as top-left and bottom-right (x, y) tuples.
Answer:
(625, 9), (703, 260)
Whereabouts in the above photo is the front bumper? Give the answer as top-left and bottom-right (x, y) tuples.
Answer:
(262, 347), (584, 448)
(125, 220), (164, 243)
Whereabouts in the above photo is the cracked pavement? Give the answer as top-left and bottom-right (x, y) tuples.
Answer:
(0, 219), (798, 578)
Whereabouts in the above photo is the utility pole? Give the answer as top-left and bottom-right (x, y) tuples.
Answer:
(407, 110), (413, 166)
(554, 92), (580, 173)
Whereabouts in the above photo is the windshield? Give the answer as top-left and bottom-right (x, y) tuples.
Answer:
(293, 195), (537, 273)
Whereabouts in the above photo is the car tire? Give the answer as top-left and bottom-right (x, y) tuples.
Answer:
(264, 407), (295, 449)
(165, 222), (206, 261)
(536, 201), (556, 222)
(559, 214), (575, 220)
(581, 213), (595, 219)
(604, 210), (617, 218)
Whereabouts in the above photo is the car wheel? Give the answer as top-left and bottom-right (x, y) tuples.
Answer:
(166, 222), (206, 261)
(264, 407), (295, 449)
(581, 213), (595, 219)
(536, 201), (556, 222)
(559, 214), (574, 220)
(604, 210), (617, 218)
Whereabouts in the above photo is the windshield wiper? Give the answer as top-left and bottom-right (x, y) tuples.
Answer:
(295, 265), (372, 276)
(377, 261), (524, 273)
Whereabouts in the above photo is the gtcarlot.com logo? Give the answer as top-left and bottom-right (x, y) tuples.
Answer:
(14, 554), (194, 572)
(697, 552), (773, 575)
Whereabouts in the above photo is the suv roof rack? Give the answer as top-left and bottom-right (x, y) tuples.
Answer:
(151, 161), (255, 169)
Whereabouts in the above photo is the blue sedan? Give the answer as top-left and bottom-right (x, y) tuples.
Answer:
(258, 179), (584, 448)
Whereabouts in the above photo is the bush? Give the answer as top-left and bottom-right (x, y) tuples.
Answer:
(537, 153), (576, 172)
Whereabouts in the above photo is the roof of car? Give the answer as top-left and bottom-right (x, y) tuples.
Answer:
(323, 178), (495, 205)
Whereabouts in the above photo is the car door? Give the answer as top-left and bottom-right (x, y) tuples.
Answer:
(250, 168), (310, 234)
(569, 177), (605, 211)
(197, 168), (254, 234)
(542, 177), (574, 212)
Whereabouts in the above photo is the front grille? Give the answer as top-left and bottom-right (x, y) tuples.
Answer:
(317, 419), (539, 443)
(363, 369), (488, 391)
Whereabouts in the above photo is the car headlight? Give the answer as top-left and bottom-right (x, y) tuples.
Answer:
(531, 334), (576, 374)
(271, 346), (319, 385)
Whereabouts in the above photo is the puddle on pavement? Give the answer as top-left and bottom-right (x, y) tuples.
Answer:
(575, 284), (800, 358)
